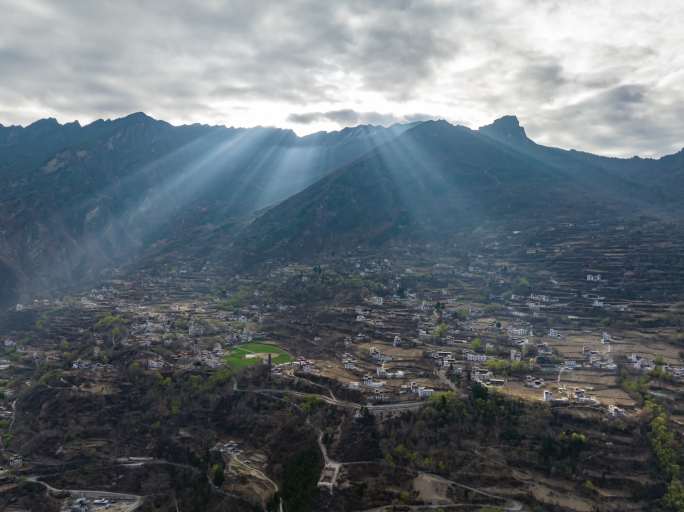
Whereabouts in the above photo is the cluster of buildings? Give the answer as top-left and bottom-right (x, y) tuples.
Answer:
(628, 353), (656, 372)
(212, 440), (242, 456)
(398, 380), (434, 399)
(471, 367), (504, 386)
(71, 360), (114, 371)
(581, 346), (617, 371)
(541, 386), (600, 407)
(291, 357), (316, 374)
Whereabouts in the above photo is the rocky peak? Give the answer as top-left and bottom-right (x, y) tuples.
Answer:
(478, 115), (529, 144)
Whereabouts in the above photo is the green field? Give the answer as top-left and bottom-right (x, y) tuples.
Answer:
(224, 342), (293, 369)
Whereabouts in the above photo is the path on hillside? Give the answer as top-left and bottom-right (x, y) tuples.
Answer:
(416, 472), (524, 512)
(231, 454), (283, 512)
(316, 430), (342, 494)
(26, 475), (142, 511)
(235, 383), (426, 414)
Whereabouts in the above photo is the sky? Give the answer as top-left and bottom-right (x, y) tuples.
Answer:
(1, 0), (683, 157)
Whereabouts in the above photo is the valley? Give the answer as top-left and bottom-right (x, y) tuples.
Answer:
(2, 0), (684, 510)
(1, 211), (684, 511)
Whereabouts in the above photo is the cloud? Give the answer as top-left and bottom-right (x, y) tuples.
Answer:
(287, 109), (433, 126)
(0, 0), (682, 156)
(527, 84), (684, 157)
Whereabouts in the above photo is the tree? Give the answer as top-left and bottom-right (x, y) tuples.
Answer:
(513, 276), (531, 295)
(95, 314), (127, 347)
(434, 302), (445, 322)
(281, 446), (321, 512)
(211, 463), (225, 487)
(434, 323), (448, 338)
(127, 361), (144, 382)
(664, 478), (684, 512)
(455, 308), (469, 321)
(471, 382), (489, 401)
(649, 409), (681, 480)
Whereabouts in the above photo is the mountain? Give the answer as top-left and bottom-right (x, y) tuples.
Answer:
(478, 114), (530, 144)
(0, 113), (412, 306)
(479, 116), (684, 206)
(237, 117), (683, 263)
(2, 113), (683, 306)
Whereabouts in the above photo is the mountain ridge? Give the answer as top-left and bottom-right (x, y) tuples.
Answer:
(5, 111), (682, 160)
(0, 114), (422, 306)
(235, 117), (683, 265)
(1, 112), (683, 307)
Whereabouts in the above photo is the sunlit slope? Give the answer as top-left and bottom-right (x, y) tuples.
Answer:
(0, 113), (411, 304)
(238, 118), (673, 261)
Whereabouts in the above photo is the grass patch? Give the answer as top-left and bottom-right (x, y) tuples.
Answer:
(224, 342), (293, 369)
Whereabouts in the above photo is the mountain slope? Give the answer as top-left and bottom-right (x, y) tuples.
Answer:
(3, 112), (682, 305)
(0, 114), (411, 305)
(237, 117), (680, 263)
(479, 116), (684, 209)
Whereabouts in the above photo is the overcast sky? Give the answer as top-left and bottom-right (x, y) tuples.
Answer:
(1, 0), (683, 157)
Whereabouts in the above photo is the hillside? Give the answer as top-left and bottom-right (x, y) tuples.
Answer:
(2, 113), (683, 305)
(0, 114), (410, 306)
(237, 116), (682, 263)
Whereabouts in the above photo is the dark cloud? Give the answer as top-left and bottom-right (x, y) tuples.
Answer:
(515, 59), (568, 101)
(526, 84), (684, 157)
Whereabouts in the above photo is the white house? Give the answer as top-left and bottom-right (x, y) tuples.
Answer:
(537, 343), (552, 355)
(471, 368), (493, 384)
(434, 351), (453, 359)
(417, 386), (434, 399)
(608, 404), (626, 417)
(147, 359), (164, 369)
(509, 327), (529, 337)
(573, 388), (586, 399)
(465, 352), (487, 363)
(440, 358), (454, 369)
(632, 356), (655, 372)
(526, 376), (545, 389)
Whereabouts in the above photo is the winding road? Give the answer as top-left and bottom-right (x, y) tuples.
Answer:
(231, 454), (284, 512)
(26, 475), (142, 511)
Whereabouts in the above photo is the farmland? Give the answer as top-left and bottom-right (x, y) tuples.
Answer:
(224, 342), (293, 369)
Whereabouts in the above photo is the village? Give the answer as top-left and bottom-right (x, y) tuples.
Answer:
(1, 218), (684, 510)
